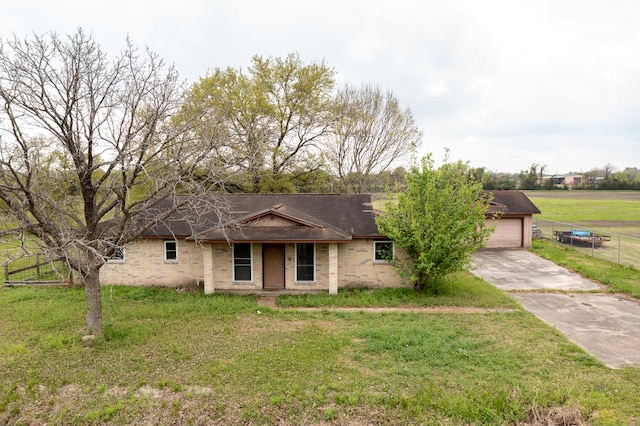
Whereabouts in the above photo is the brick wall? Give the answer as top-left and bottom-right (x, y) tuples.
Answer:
(338, 239), (405, 288)
(210, 243), (264, 290)
(104, 238), (405, 291)
(206, 240), (404, 291)
(100, 239), (203, 288)
(522, 215), (533, 248)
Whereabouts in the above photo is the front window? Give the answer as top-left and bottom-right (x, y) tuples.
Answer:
(296, 243), (315, 282)
(374, 241), (394, 262)
(233, 243), (252, 281)
(164, 240), (178, 262)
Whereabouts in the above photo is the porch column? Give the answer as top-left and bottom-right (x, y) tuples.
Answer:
(203, 243), (214, 294)
(328, 243), (338, 295)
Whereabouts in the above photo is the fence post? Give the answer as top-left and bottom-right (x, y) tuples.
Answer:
(4, 263), (8, 283)
(36, 254), (40, 277)
(618, 235), (621, 264)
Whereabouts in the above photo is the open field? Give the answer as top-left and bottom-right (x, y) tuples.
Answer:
(524, 190), (640, 237)
(524, 190), (640, 201)
(2, 282), (640, 425)
(523, 191), (640, 269)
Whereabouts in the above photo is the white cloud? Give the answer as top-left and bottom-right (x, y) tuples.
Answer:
(2, 0), (639, 173)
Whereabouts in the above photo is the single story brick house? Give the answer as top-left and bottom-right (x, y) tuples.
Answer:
(100, 191), (540, 293)
(101, 194), (401, 294)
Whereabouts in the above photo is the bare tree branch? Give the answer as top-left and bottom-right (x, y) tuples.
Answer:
(0, 29), (228, 333)
(326, 83), (422, 193)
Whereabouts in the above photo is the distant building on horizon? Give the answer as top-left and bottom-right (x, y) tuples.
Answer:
(544, 174), (583, 188)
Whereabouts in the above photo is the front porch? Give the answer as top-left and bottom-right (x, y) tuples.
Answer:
(202, 242), (340, 295)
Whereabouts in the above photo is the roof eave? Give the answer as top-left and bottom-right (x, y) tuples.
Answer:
(194, 238), (353, 244)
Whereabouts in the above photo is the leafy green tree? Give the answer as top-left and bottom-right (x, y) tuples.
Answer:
(376, 153), (493, 291)
(179, 53), (336, 192)
(466, 166), (492, 187)
(518, 163), (543, 190)
(287, 167), (338, 193)
(624, 167), (639, 182)
(176, 66), (267, 192)
(484, 173), (517, 190)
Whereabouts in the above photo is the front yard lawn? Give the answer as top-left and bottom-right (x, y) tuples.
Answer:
(2, 282), (639, 425)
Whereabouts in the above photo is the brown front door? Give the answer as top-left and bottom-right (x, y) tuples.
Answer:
(263, 244), (285, 289)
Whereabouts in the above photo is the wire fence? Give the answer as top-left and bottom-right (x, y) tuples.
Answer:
(533, 218), (640, 270)
(3, 254), (69, 285)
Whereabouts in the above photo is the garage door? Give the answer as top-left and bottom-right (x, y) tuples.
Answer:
(486, 218), (522, 248)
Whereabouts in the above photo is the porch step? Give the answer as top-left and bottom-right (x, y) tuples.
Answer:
(257, 295), (278, 308)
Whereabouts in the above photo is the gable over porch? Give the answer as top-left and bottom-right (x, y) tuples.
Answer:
(189, 194), (400, 294)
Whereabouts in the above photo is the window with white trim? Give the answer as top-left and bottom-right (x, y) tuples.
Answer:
(164, 240), (178, 262)
(374, 241), (394, 262)
(296, 243), (315, 282)
(233, 243), (252, 281)
(107, 247), (125, 263)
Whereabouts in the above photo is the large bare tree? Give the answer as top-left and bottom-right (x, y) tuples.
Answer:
(327, 83), (422, 193)
(0, 30), (226, 333)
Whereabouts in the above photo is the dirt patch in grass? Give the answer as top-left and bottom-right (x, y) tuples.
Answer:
(293, 306), (516, 313)
(521, 406), (586, 426)
(0, 382), (423, 425)
(258, 295), (516, 313)
(257, 295), (278, 308)
(235, 314), (309, 334)
(0, 384), (237, 425)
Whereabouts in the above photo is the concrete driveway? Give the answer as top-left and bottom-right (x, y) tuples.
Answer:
(472, 249), (640, 368)
(472, 249), (601, 291)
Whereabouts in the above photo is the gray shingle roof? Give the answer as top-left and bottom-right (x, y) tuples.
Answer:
(136, 191), (539, 242)
(141, 194), (382, 242)
(483, 190), (541, 215)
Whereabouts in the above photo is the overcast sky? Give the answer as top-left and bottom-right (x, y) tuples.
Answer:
(3, 0), (639, 174)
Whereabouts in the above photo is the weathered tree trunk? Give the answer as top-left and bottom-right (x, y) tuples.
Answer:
(84, 267), (102, 334)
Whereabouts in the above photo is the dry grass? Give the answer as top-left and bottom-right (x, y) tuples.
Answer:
(522, 406), (586, 426)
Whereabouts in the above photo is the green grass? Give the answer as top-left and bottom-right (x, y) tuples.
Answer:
(531, 239), (640, 298)
(524, 190), (640, 223)
(278, 272), (518, 309)
(2, 285), (640, 424)
(525, 190), (640, 270)
(0, 236), (67, 285)
(531, 197), (640, 222)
